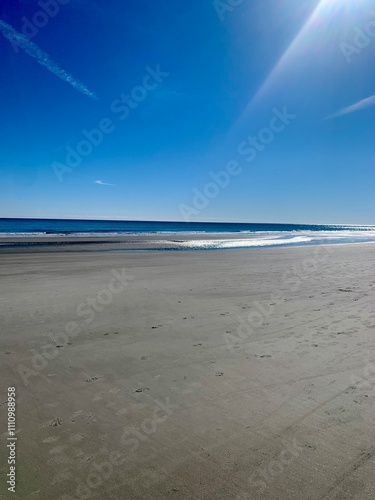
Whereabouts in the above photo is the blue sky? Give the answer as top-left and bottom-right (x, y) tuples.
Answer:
(1, 0), (375, 223)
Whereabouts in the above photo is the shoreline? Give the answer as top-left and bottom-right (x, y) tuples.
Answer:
(1, 233), (375, 254)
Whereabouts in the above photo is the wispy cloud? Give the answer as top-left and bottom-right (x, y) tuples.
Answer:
(326, 95), (375, 119)
(95, 180), (115, 186)
(0, 19), (97, 100)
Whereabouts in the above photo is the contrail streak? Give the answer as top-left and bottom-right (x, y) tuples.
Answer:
(0, 19), (97, 100)
(326, 95), (375, 120)
(95, 180), (115, 186)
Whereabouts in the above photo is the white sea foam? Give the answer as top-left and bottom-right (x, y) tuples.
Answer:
(169, 236), (312, 249)
(2, 229), (375, 251)
(153, 230), (375, 250)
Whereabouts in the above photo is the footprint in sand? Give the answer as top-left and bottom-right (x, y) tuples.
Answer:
(116, 408), (128, 416)
(49, 417), (63, 427)
(42, 436), (60, 444)
(43, 402), (60, 408)
(51, 472), (71, 485)
(70, 434), (84, 443)
(49, 445), (68, 455)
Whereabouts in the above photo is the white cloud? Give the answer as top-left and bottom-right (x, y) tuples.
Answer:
(326, 95), (375, 119)
(95, 180), (115, 186)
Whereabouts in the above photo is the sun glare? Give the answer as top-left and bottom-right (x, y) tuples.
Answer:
(231, 0), (367, 130)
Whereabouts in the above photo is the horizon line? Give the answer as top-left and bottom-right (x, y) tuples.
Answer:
(0, 217), (373, 227)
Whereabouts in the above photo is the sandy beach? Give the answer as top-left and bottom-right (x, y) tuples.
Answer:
(1, 240), (375, 499)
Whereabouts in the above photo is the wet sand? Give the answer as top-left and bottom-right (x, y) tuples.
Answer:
(0, 233), (283, 253)
(1, 241), (375, 499)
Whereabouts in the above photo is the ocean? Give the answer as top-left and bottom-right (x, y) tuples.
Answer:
(1, 218), (375, 250)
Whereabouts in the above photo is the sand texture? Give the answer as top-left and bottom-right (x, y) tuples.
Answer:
(1, 242), (375, 499)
